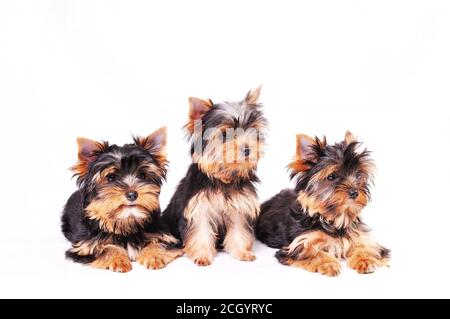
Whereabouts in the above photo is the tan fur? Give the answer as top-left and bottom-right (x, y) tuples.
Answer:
(196, 160), (257, 184)
(98, 166), (118, 179)
(287, 251), (341, 277)
(286, 230), (350, 259)
(344, 131), (357, 144)
(145, 232), (180, 246)
(183, 192), (221, 266)
(288, 134), (316, 173)
(193, 130), (262, 184)
(85, 201), (149, 235)
(70, 231), (181, 270)
(134, 129), (168, 168)
(285, 228), (389, 276)
(71, 138), (109, 178)
(183, 189), (259, 265)
(69, 238), (112, 256)
(297, 190), (365, 229)
(90, 245), (132, 273)
(346, 235), (390, 274)
(140, 232), (183, 269)
(297, 192), (327, 218)
(85, 183), (161, 235)
(137, 243), (183, 270)
(288, 157), (307, 174)
(223, 212), (255, 261)
(312, 165), (339, 183)
(126, 244), (140, 262)
(244, 85), (262, 105)
(185, 97), (213, 134)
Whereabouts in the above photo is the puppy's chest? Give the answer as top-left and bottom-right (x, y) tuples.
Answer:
(303, 228), (369, 259)
(184, 189), (260, 223)
(321, 235), (353, 259)
(107, 234), (146, 261)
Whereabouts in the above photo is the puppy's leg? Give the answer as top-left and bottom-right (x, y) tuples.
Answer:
(276, 231), (341, 277)
(223, 213), (256, 262)
(347, 235), (390, 274)
(183, 200), (218, 266)
(67, 239), (130, 272)
(137, 245), (183, 270)
(90, 245), (132, 273)
(283, 251), (341, 277)
(184, 216), (217, 266)
(223, 190), (259, 261)
(137, 233), (183, 270)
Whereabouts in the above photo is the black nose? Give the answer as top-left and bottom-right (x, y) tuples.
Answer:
(126, 191), (138, 202)
(349, 189), (359, 199)
(243, 147), (251, 157)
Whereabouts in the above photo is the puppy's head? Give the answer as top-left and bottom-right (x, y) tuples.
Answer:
(71, 127), (168, 234)
(185, 86), (268, 183)
(289, 131), (375, 229)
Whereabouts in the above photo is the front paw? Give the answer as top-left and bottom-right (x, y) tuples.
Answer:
(317, 261), (341, 277)
(194, 256), (213, 267)
(231, 250), (256, 262)
(348, 257), (379, 274)
(137, 247), (182, 270)
(137, 255), (167, 270)
(106, 256), (133, 273)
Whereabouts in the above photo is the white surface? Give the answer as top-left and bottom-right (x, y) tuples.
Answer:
(0, 0), (449, 299)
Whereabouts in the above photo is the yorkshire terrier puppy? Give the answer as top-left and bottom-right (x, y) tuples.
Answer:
(256, 132), (390, 276)
(61, 127), (182, 272)
(162, 87), (268, 266)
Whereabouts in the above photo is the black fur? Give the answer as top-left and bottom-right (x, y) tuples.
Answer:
(65, 250), (96, 264)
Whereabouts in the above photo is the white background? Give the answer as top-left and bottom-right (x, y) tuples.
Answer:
(0, 0), (449, 299)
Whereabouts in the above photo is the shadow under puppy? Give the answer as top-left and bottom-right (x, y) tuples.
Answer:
(256, 132), (390, 276)
(162, 87), (268, 266)
(61, 127), (182, 272)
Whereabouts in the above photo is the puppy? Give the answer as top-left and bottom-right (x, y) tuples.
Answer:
(62, 127), (182, 272)
(256, 132), (390, 276)
(163, 87), (268, 266)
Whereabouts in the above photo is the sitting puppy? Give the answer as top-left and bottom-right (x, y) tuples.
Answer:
(61, 127), (182, 272)
(256, 132), (390, 276)
(163, 87), (268, 266)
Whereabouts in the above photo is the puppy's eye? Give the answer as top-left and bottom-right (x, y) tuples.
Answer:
(327, 173), (337, 181)
(356, 173), (362, 180)
(106, 174), (117, 183)
(138, 173), (147, 180)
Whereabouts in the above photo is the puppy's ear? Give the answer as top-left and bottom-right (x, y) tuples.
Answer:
(185, 97), (213, 134)
(288, 134), (317, 174)
(135, 126), (168, 167)
(296, 134), (317, 161)
(344, 130), (357, 145)
(72, 137), (108, 181)
(244, 85), (262, 105)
